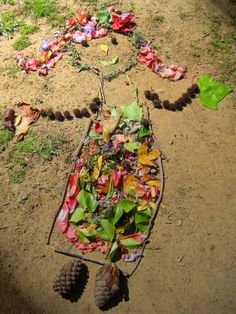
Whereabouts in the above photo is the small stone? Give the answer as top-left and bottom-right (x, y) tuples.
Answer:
(17, 192), (28, 203)
(176, 219), (182, 227)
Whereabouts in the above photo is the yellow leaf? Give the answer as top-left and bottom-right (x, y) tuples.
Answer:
(146, 180), (160, 188)
(137, 142), (160, 166)
(149, 201), (156, 209)
(92, 156), (103, 179)
(100, 44), (109, 54)
(87, 224), (97, 231)
(103, 128), (110, 143)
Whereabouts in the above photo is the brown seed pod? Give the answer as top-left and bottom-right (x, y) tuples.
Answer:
(111, 37), (118, 45)
(182, 93), (192, 104)
(81, 40), (89, 47)
(153, 99), (162, 109)
(55, 111), (65, 122)
(94, 263), (120, 308)
(150, 92), (159, 101)
(162, 100), (171, 110)
(46, 109), (55, 120)
(53, 259), (83, 299)
(81, 108), (91, 118)
(89, 102), (99, 114)
(144, 90), (152, 100)
(63, 111), (73, 120)
(73, 109), (82, 119)
(40, 109), (47, 117)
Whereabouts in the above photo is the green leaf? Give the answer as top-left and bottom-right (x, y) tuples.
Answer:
(134, 212), (150, 225)
(69, 207), (85, 224)
(124, 142), (139, 153)
(121, 102), (143, 121)
(120, 238), (141, 249)
(100, 56), (119, 67)
(196, 75), (232, 109)
(106, 240), (118, 262)
(77, 189), (87, 209)
(100, 219), (115, 241)
(94, 228), (110, 241)
(136, 223), (148, 233)
(138, 126), (149, 139)
(77, 189), (99, 212)
(77, 230), (90, 243)
(107, 178), (114, 199)
(143, 208), (152, 217)
(118, 199), (136, 213)
(96, 10), (112, 26)
(112, 205), (123, 225)
(86, 192), (99, 212)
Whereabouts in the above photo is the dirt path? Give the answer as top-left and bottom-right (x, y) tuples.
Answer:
(0, 1), (235, 313)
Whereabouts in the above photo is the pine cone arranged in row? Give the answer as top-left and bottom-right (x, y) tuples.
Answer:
(144, 83), (200, 111)
(94, 263), (120, 308)
(53, 259), (83, 298)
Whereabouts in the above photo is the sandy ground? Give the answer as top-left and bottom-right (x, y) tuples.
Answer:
(0, 1), (235, 313)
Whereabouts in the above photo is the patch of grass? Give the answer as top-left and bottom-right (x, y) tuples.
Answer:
(19, 24), (38, 35)
(9, 131), (64, 162)
(13, 35), (30, 50)
(5, 64), (21, 77)
(0, 11), (21, 35)
(195, 0), (201, 11)
(0, 125), (13, 145)
(24, 0), (65, 27)
(0, 0), (16, 4)
(7, 131), (66, 183)
(211, 32), (236, 52)
(179, 10), (189, 20)
(218, 59), (236, 83)
(9, 167), (25, 183)
(152, 14), (164, 23)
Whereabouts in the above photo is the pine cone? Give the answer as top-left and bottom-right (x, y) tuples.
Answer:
(53, 259), (83, 298)
(94, 263), (120, 308)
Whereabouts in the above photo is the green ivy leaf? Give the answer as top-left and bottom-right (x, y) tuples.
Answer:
(118, 199), (136, 213)
(196, 75), (232, 109)
(77, 189), (99, 212)
(69, 207), (85, 224)
(77, 230), (90, 243)
(112, 205), (123, 225)
(94, 228), (110, 241)
(124, 142), (139, 153)
(107, 178), (114, 199)
(96, 10), (112, 26)
(121, 102), (143, 121)
(134, 212), (150, 225)
(138, 126), (149, 139)
(100, 56), (119, 67)
(120, 238), (141, 249)
(136, 223), (148, 233)
(77, 189), (87, 209)
(100, 219), (115, 241)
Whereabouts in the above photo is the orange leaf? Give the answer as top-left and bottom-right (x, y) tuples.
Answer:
(137, 142), (160, 166)
(123, 174), (138, 194)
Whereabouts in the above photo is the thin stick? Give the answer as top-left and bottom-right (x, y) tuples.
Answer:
(0, 225), (8, 230)
(55, 247), (107, 265)
(47, 118), (93, 245)
(73, 118), (92, 161)
(128, 156), (164, 278)
(54, 247), (128, 276)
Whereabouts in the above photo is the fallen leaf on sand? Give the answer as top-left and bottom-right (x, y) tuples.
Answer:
(14, 102), (40, 141)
